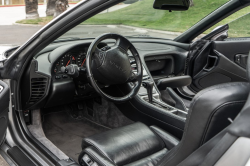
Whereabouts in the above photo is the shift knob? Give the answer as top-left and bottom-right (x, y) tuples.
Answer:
(142, 80), (154, 103)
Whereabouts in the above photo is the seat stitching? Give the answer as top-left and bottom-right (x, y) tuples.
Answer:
(200, 101), (246, 145)
(150, 128), (179, 148)
(191, 82), (247, 107)
(167, 88), (188, 111)
(84, 139), (114, 163)
(85, 149), (112, 166)
(157, 82), (248, 164)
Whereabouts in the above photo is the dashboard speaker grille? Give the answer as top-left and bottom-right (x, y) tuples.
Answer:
(28, 78), (47, 105)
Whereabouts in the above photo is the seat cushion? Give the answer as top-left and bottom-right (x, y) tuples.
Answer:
(81, 122), (165, 165)
(124, 148), (168, 166)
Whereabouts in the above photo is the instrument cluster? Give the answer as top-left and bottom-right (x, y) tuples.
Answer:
(53, 47), (88, 74)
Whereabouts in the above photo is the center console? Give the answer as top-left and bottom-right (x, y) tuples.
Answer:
(136, 65), (187, 119)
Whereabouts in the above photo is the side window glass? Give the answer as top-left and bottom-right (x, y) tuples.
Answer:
(206, 6), (250, 38)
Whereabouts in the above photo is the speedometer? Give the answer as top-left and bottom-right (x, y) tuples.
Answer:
(61, 53), (71, 67)
(61, 53), (77, 67)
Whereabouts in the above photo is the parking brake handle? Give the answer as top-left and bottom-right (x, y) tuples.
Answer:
(142, 80), (154, 103)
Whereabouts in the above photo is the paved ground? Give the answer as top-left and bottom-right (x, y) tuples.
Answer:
(0, 25), (178, 45)
(0, 4), (128, 25)
(0, 25), (43, 45)
(0, 4), (76, 25)
(0, 4), (178, 45)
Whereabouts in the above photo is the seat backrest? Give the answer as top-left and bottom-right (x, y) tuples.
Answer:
(157, 81), (249, 166)
(177, 96), (250, 166)
(157, 51), (250, 166)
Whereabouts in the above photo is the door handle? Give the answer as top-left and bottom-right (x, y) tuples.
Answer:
(235, 54), (248, 69)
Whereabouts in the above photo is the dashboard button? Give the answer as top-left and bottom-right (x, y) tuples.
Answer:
(62, 75), (68, 78)
(55, 75), (61, 79)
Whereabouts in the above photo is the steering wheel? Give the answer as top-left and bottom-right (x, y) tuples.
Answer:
(86, 33), (143, 102)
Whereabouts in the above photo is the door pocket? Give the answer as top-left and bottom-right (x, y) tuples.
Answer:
(203, 55), (218, 72)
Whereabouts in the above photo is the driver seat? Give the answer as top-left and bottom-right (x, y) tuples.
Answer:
(78, 81), (249, 166)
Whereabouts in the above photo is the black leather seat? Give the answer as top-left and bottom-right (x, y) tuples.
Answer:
(78, 122), (179, 166)
(79, 80), (249, 166)
(151, 82), (249, 166)
(158, 56), (250, 166)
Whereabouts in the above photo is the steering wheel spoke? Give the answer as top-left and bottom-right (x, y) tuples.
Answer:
(116, 37), (131, 52)
(127, 72), (140, 82)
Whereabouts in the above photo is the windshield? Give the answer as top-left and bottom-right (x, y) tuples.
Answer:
(58, 0), (230, 40)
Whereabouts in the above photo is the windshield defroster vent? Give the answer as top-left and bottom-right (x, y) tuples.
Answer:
(28, 78), (47, 105)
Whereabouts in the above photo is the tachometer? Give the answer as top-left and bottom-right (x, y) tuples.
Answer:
(77, 51), (86, 67)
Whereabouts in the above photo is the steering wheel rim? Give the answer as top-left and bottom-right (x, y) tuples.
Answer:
(86, 33), (143, 102)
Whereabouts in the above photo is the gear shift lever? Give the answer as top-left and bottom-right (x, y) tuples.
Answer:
(142, 80), (154, 103)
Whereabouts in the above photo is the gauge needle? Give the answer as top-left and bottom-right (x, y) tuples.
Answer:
(81, 58), (86, 67)
(66, 60), (70, 66)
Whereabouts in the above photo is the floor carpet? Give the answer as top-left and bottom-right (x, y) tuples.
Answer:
(42, 111), (108, 163)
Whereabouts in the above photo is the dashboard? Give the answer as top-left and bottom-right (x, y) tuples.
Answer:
(20, 38), (189, 110)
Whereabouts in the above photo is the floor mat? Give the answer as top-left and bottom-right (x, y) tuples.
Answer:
(43, 111), (108, 163)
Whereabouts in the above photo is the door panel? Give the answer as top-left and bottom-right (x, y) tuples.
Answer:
(0, 80), (9, 143)
(213, 40), (250, 62)
(189, 40), (249, 92)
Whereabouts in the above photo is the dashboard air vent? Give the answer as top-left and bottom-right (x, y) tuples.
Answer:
(28, 78), (47, 105)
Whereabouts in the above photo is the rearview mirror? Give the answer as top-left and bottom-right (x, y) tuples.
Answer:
(153, 0), (190, 11)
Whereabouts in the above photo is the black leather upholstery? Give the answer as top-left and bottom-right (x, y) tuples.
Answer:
(157, 76), (192, 90)
(79, 122), (179, 166)
(124, 149), (168, 166)
(158, 55), (250, 166)
(79, 82), (248, 166)
(150, 126), (179, 150)
(156, 82), (249, 166)
(80, 81), (249, 166)
(157, 51), (250, 166)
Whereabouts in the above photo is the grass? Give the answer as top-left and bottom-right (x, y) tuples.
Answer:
(16, 0), (250, 37)
(16, 16), (53, 25)
(82, 0), (230, 32)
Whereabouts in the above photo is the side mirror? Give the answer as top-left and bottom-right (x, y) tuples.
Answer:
(202, 24), (229, 41)
(153, 0), (190, 11)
